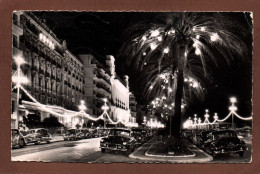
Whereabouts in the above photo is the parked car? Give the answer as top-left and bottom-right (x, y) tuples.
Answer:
(201, 130), (247, 157)
(80, 128), (92, 139)
(131, 128), (149, 145)
(11, 129), (26, 148)
(24, 128), (52, 144)
(100, 128), (137, 153)
(63, 129), (84, 141)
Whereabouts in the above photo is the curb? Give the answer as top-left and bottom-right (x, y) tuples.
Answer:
(129, 138), (213, 163)
(145, 144), (196, 158)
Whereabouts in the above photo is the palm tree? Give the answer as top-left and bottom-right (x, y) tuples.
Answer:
(120, 12), (249, 141)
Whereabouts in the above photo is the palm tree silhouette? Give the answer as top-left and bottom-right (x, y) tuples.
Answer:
(120, 12), (250, 142)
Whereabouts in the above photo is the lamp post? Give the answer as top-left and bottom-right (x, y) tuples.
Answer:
(213, 113), (219, 128)
(229, 97), (237, 129)
(194, 114), (197, 130)
(12, 56), (28, 129)
(204, 109), (210, 130)
(101, 98), (109, 128)
(78, 100), (86, 128)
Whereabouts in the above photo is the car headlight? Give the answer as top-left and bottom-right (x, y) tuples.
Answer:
(123, 142), (127, 145)
(100, 139), (104, 143)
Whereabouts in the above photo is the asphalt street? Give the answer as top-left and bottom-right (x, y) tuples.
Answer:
(11, 137), (252, 163)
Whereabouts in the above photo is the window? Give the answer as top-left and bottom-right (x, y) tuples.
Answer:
(13, 13), (18, 25)
(13, 35), (18, 48)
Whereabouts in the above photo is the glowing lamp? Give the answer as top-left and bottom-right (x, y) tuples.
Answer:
(143, 52), (146, 56)
(14, 56), (26, 66)
(196, 35), (200, 39)
(103, 98), (107, 102)
(193, 40), (199, 47)
(150, 43), (157, 50)
(78, 100), (86, 111)
(157, 36), (162, 41)
(210, 33), (219, 42)
(142, 36), (147, 41)
(163, 47), (169, 54)
(151, 30), (160, 37)
(230, 97), (237, 104)
(214, 113), (218, 120)
(195, 48), (201, 55)
(200, 27), (206, 31)
(229, 106), (237, 112)
(193, 82), (199, 88)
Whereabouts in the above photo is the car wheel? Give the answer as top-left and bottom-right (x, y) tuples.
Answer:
(239, 151), (244, 157)
(18, 139), (24, 148)
(101, 148), (106, 153)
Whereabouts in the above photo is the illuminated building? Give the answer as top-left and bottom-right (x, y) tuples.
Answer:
(12, 12), (86, 128)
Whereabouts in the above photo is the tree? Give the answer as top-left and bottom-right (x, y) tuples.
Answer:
(42, 115), (64, 128)
(120, 13), (249, 141)
(23, 112), (41, 129)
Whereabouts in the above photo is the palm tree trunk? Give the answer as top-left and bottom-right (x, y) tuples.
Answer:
(171, 45), (186, 140)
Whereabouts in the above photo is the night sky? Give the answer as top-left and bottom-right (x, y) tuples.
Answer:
(33, 12), (253, 124)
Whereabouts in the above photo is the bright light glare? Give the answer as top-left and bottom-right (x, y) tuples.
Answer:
(163, 47), (169, 54)
(143, 52), (146, 56)
(193, 82), (199, 88)
(210, 33), (219, 42)
(151, 30), (160, 37)
(193, 40), (199, 47)
(230, 97), (237, 103)
(150, 43), (157, 50)
(157, 36), (162, 41)
(200, 27), (206, 31)
(142, 36), (147, 41)
(196, 35), (200, 39)
(14, 56), (26, 65)
(12, 76), (29, 84)
(195, 48), (201, 55)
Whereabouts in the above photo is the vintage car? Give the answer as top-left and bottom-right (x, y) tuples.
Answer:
(80, 128), (94, 139)
(100, 128), (137, 153)
(24, 128), (52, 144)
(131, 128), (149, 145)
(11, 129), (27, 148)
(201, 130), (247, 157)
(63, 129), (84, 141)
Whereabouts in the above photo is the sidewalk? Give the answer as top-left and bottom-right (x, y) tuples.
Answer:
(129, 136), (213, 163)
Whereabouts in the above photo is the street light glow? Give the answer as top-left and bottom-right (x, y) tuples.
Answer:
(163, 47), (169, 54)
(210, 33), (219, 42)
(150, 43), (157, 50)
(14, 55), (26, 66)
(230, 97), (237, 104)
(195, 48), (201, 55)
(151, 30), (160, 37)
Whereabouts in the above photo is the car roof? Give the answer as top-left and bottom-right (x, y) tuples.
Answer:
(211, 130), (235, 134)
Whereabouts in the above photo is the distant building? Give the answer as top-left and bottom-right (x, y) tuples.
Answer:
(129, 93), (137, 123)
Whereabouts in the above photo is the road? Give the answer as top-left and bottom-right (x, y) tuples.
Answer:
(11, 137), (144, 163)
(11, 137), (252, 163)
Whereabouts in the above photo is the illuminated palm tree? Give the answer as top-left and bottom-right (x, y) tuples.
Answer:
(120, 12), (249, 140)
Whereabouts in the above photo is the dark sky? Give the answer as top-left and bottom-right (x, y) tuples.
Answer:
(33, 12), (253, 123)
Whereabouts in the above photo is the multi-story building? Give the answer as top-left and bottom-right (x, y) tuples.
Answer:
(12, 11), (137, 129)
(78, 54), (112, 118)
(12, 11), (86, 128)
(129, 92), (137, 123)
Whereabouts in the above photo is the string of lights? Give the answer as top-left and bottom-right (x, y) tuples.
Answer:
(233, 112), (252, 121)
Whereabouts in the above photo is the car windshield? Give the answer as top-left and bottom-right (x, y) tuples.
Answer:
(109, 129), (130, 137)
(213, 131), (236, 139)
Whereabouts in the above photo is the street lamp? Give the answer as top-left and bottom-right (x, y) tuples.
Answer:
(194, 114), (198, 130)
(229, 97), (237, 129)
(204, 109), (210, 130)
(101, 98), (109, 128)
(78, 100), (87, 112)
(12, 55), (28, 129)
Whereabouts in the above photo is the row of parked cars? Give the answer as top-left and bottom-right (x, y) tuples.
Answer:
(11, 128), (52, 148)
(182, 129), (248, 157)
(63, 128), (109, 141)
(100, 128), (155, 153)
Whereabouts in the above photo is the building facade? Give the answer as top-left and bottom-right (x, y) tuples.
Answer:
(12, 11), (137, 129)
(12, 11), (87, 128)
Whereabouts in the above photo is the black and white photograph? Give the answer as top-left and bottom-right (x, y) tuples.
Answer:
(11, 11), (253, 163)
